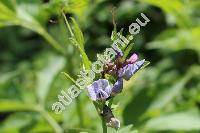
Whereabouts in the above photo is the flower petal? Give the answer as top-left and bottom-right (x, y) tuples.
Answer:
(118, 59), (145, 80)
(87, 85), (97, 101)
(126, 53), (138, 64)
(96, 89), (109, 100)
(111, 78), (123, 96)
(87, 79), (112, 101)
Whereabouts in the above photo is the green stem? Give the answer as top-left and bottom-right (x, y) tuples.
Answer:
(39, 107), (63, 133)
(62, 11), (74, 37)
(92, 101), (107, 133)
(41, 30), (66, 55)
(76, 96), (85, 127)
(108, 98), (114, 107)
(19, 21), (66, 56)
(102, 117), (107, 133)
(92, 101), (100, 114)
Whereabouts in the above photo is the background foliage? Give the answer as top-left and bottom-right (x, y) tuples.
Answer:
(0, 0), (200, 132)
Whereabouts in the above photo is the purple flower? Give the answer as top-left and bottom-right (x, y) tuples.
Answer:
(111, 78), (123, 96)
(87, 79), (112, 101)
(118, 59), (145, 80)
(126, 53), (138, 64)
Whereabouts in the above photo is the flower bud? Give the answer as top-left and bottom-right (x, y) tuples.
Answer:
(107, 117), (120, 130)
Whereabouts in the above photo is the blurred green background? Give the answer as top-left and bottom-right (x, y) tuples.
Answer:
(0, 0), (200, 133)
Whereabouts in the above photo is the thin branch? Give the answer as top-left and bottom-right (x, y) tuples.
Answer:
(102, 117), (107, 133)
(62, 11), (74, 37)
(38, 107), (63, 133)
(76, 96), (85, 127)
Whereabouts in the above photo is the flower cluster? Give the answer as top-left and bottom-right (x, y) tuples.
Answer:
(86, 52), (145, 129)
(87, 53), (145, 101)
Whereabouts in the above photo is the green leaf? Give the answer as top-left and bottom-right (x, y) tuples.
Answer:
(111, 27), (117, 41)
(147, 28), (200, 52)
(62, 0), (89, 21)
(0, 70), (19, 84)
(36, 55), (66, 105)
(71, 17), (85, 50)
(61, 72), (76, 84)
(75, 42), (91, 70)
(122, 43), (134, 60)
(0, 100), (36, 112)
(27, 122), (52, 133)
(146, 73), (191, 115)
(0, 1), (66, 55)
(140, 0), (192, 28)
(62, 13), (91, 70)
(144, 110), (200, 131)
(0, 113), (34, 132)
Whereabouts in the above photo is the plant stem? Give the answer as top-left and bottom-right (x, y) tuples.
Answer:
(41, 30), (66, 55)
(39, 107), (63, 133)
(102, 117), (107, 133)
(20, 21), (66, 56)
(92, 101), (107, 133)
(108, 98), (114, 107)
(62, 11), (74, 37)
(76, 96), (85, 127)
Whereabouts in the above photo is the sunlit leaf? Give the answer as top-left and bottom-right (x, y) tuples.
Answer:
(36, 55), (66, 105)
(147, 28), (200, 52)
(0, 1), (66, 55)
(62, 13), (91, 70)
(61, 72), (76, 84)
(0, 113), (34, 132)
(0, 100), (36, 112)
(140, 0), (192, 28)
(144, 110), (200, 131)
(71, 17), (85, 49)
(146, 73), (191, 115)
(122, 43), (134, 60)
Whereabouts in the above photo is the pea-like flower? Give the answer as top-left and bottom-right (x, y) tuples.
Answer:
(86, 51), (147, 130)
(118, 59), (145, 80)
(87, 79), (112, 101)
(111, 78), (123, 96)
